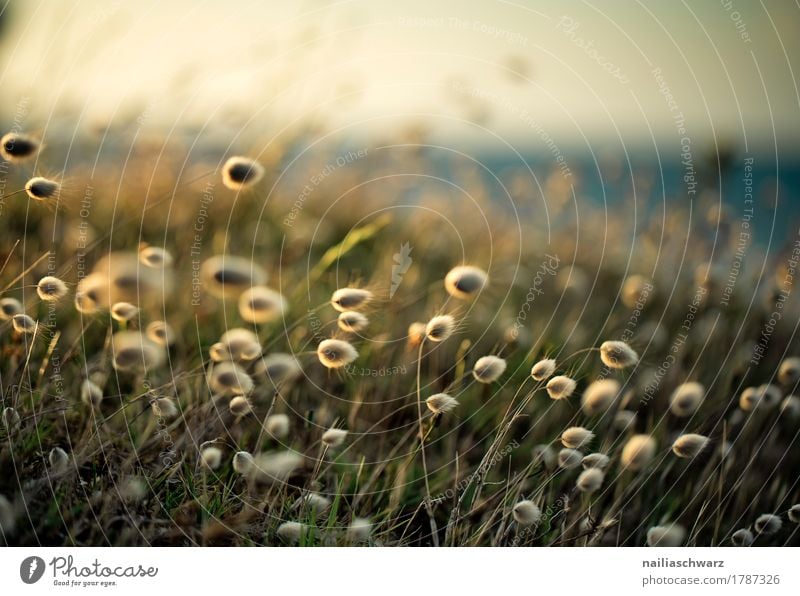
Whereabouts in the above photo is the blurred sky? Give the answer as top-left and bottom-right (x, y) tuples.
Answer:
(1, 0), (799, 155)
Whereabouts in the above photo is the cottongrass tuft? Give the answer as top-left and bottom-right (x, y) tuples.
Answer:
(201, 446), (223, 470)
(561, 426), (594, 449)
(407, 322), (427, 347)
(138, 246), (173, 268)
(25, 176), (60, 201)
(546, 375), (577, 400)
(239, 286), (287, 324)
(146, 321), (176, 346)
(276, 521), (310, 544)
(740, 384), (782, 411)
(48, 447), (69, 472)
(317, 339), (358, 369)
(582, 452), (610, 469)
(347, 517), (372, 542)
(37, 276), (68, 301)
(252, 353), (302, 385)
(232, 451), (254, 475)
(229, 396), (253, 416)
(444, 265), (488, 299)
(671, 433), (709, 458)
(337, 311), (369, 333)
(249, 450), (304, 485)
(111, 331), (165, 372)
(265, 414), (290, 439)
(531, 358), (556, 381)
(646, 523), (686, 546)
(322, 428), (348, 448)
(731, 528), (754, 546)
(532, 444), (556, 468)
(0, 297), (23, 320)
(613, 410), (637, 432)
(669, 382), (705, 417)
(780, 395), (800, 418)
(210, 328), (261, 362)
(788, 504), (800, 524)
(1, 132), (39, 161)
(512, 500), (541, 526)
(110, 302), (139, 323)
(74, 273), (107, 314)
(151, 397), (178, 419)
(472, 355), (507, 383)
(754, 513), (782, 535)
(599, 340), (639, 369)
(621, 434), (657, 471)
(778, 356), (800, 386)
(558, 448), (583, 469)
(331, 288), (373, 312)
(295, 492), (331, 513)
(222, 156), (264, 190)
(581, 379), (620, 416)
(80, 379), (103, 408)
(576, 467), (604, 493)
(425, 393), (459, 415)
(200, 255), (267, 298)
(207, 361), (254, 397)
(425, 314), (455, 343)
(11, 313), (36, 334)
(2, 407), (21, 433)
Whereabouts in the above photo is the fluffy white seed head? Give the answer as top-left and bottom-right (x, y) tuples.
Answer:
(740, 384), (782, 411)
(233, 451), (254, 475)
(472, 355), (507, 383)
(425, 315), (456, 343)
(561, 426), (595, 449)
(532, 444), (556, 468)
(788, 504), (800, 524)
(110, 302), (139, 323)
(621, 434), (657, 471)
(512, 500), (541, 526)
(672, 433), (709, 458)
(48, 447), (69, 472)
(347, 517), (372, 542)
(322, 428), (348, 448)
(74, 273), (108, 314)
(138, 246), (173, 268)
(111, 331), (165, 372)
(25, 176), (60, 201)
(2, 407), (21, 433)
(581, 379), (620, 416)
(0, 297), (23, 320)
(558, 448), (583, 469)
(780, 395), (800, 418)
(229, 396), (253, 416)
(582, 452), (610, 469)
(146, 321), (176, 346)
(151, 397), (178, 419)
(613, 410), (637, 432)
(444, 265), (488, 299)
(207, 361), (254, 397)
(249, 450), (304, 486)
(647, 524), (686, 546)
(37, 276), (68, 301)
(239, 286), (287, 324)
(265, 414), (290, 439)
(426, 393), (459, 415)
(407, 322), (427, 347)
(276, 521), (309, 544)
(599, 340), (639, 369)
(200, 255), (267, 299)
(547, 375), (577, 400)
(210, 328), (261, 362)
(222, 156), (264, 190)
(621, 275), (652, 309)
(731, 528), (754, 546)
(576, 468), (604, 493)
(1, 132), (39, 161)
(778, 357), (800, 386)
(295, 492), (331, 513)
(337, 311), (369, 333)
(317, 339), (358, 369)
(80, 379), (104, 408)
(669, 382), (705, 417)
(201, 446), (223, 470)
(754, 513), (782, 535)
(252, 353), (302, 386)
(531, 358), (556, 381)
(11, 313), (36, 334)
(331, 288), (373, 312)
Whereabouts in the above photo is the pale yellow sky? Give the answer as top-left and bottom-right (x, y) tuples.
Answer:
(1, 0), (799, 152)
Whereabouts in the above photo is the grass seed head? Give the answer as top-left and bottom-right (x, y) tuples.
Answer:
(211, 328), (261, 362)
(646, 523), (685, 546)
(331, 288), (373, 312)
(731, 528), (754, 546)
(512, 500), (541, 526)
(671, 433), (709, 458)
(317, 339), (358, 369)
(265, 414), (290, 439)
(146, 320), (176, 346)
(426, 393), (459, 414)
(561, 426), (594, 449)
(780, 395), (800, 418)
(531, 358), (556, 381)
(546, 375), (576, 400)
(80, 379), (104, 408)
(669, 382), (705, 417)
(25, 176), (60, 201)
(249, 450), (304, 485)
(112, 331), (165, 372)
(276, 521), (308, 544)
(337, 310), (369, 333)
(621, 434), (657, 471)
(222, 156), (264, 190)
(0, 297), (23, 320)
(37, 276), (68, 301)
(138, 246), (173, 268)
(229, 395), (253, 416)
(207, 361), (254, 397)
(239, 286), (287, 324)
(581, 379), (620, 416)
(201, 446), (223, 470)
(558, 447), (583, 468)
(11, 313), (36, 334)
(613, 410), (637, 432)
(778, 357), (800, 386)
(599, 340), (638, 369)
(252, 353), (302, 386)
(407, 322), (427, 347)
(110, 302), (139, 323)
(425, 314), (455, 343)
(444, 265), (488, 299)
(322, 427), (348, 447)
(788, 504), (800, 524)
(200, 255), (267, 298)
(754, 513), (782, 535)
(2, 407), (21, 433)
(576, 467), (604, 493)
(151, 397), (178, 419)
(48, 447), (69, 472)
(232, 451), (254, 475)
(347, 517), (372, 542)
(1, 132), (39, 161)
(472, 355), (507, 383)
(582, 452), (610, 469)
